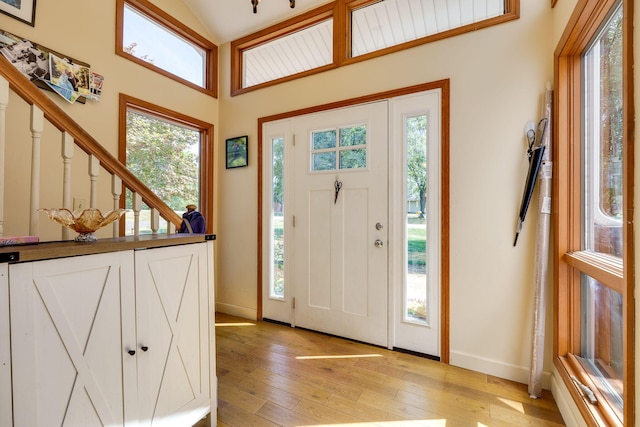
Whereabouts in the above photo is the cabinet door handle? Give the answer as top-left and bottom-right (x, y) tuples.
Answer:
(127, 349), (136, 356)
(141, 346), (149, 352)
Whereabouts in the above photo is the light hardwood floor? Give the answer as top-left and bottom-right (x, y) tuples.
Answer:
(215, 312), (565, 426)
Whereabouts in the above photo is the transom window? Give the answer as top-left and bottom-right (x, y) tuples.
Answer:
(116, 0), (218, 97)
(231, 0), (518, 95)
(243, 18), (333, 88)
(351, 0), (505, 57)
(311, 125), (367, 171)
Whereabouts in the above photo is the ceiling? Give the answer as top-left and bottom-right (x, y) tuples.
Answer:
(183, 0), (332, 44)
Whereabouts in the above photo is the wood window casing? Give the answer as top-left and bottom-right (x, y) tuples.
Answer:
(231, 0), (518, 96)
(256, 80), (451, 361)
(231, 2), (339, 97)
(118, 94), (215, 234)
(553, 0), (634, 425)
(116, 0), (218, 98)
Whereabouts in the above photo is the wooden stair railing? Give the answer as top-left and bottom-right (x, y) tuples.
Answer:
(0, 55), (181, 238)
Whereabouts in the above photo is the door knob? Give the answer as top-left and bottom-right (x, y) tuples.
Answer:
(374, 239), (384, 248)
(376, 222), (383, 230)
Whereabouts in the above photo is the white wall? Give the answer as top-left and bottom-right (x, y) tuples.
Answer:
(0, 0), (219, 240)
(216, 2), (556, 385)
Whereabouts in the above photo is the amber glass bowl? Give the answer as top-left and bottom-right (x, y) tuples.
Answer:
(40, 208), (127, 242)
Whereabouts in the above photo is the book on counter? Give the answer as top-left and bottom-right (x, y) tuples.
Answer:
(0, 236), (39, 246)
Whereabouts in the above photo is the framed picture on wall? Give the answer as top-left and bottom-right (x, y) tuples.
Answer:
(226, 135), (248, 169)
(0, 0), (36, 26)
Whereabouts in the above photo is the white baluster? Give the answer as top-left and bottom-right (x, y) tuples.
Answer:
(88, 154), (99, 208)
(132, 192), (141, 236)
(150, 208), (159, 234)
(0, 77), (8, 237)
(167, 222), (175, 234)
(61, 132), (74, 240)
(112, 175), (122, 237)
(29, 105), (43, 236)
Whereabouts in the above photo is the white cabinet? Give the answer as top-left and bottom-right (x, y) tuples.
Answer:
(0, 263), (11, 427)
(6, 242), (215, 427)
(131, 243), (212, 427)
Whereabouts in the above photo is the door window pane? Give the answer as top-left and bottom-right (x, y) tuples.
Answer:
(311, 125), (367, 171)
(312, 152), (336, 171)
(339, 149), (366, 169)
(405, 115), (427, 323)
(313, 130), (336, 150)
(583, 3), (623, 257)
(340, 124), (366, 146)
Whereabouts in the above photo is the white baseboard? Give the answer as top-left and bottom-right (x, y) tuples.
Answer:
(551, 368), (587, 427)
(450, 350), (552, 390)
(215, 302), (257, 320)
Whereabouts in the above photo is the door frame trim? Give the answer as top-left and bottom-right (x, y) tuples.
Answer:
(257, 79), (451, 362)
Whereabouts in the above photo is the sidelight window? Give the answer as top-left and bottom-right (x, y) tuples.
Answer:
(404, 114), (428, 323)
(271, 137), (285, 299)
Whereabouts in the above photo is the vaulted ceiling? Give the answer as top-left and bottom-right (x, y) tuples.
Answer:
(183, 0), (330, 44)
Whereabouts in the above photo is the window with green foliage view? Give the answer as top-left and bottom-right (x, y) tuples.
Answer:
(311, 125), (367, 171)
(555, 0), (632, 424)
(271, 137), (285, 298)
(405, 115), (427, 323)
(125, 109), (200, 234)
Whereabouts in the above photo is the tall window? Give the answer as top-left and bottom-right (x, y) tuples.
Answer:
(116, 0), (218, 97)
(119, 94), (214, 234)
(555, 0), (633, 425)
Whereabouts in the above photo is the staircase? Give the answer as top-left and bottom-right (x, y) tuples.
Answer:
(0, 55), (181, 241)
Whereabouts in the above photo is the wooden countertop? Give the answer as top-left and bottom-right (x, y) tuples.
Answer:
(0, 233), (216, 263)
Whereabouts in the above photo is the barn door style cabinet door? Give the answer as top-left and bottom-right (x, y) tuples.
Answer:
(0, 263), (12, 427)
(130, 243), (212, 426)
(7, 242), (215, 427)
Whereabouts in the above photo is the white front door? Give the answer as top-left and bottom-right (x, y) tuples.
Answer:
(292, 101), (388, 346)
(262, 90), (444, 355)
